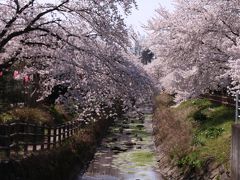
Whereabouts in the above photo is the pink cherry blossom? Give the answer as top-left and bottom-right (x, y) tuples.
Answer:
(145, 0), (240, 101)
(13, 70), (20, 80)
(23, 75), (30, 84)
(0, 0), (153, 122)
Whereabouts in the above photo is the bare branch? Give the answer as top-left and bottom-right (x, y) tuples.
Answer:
(13, 0), (20, 12)
(221, 19), (239, 37)
(0, 0), (35, 39)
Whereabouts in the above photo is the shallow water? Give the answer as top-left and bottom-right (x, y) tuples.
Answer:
(77, 106), (163, 180)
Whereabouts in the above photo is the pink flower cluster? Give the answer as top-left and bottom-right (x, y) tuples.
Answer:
(0, 70), (30, 84)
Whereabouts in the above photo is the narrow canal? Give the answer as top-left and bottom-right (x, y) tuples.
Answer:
(76, 106), (163, 180)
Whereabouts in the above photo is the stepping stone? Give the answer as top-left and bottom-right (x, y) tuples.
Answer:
(111, 146), (128, 152)
(124, 141), (136, 146)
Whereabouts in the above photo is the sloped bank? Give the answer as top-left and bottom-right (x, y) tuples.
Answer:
(0, 106), (123, 180)
(153, 93), (231, 179)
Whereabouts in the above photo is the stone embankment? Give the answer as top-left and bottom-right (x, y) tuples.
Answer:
(155, 146), (230, 180)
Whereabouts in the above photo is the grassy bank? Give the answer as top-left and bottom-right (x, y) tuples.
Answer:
(0, 104), (74, 125)
(153, 93), (233, 173)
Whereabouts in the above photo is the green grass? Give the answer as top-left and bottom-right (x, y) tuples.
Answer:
(112, 150), (156, 169)
(0, 112), (14, 123)
(130, 150), (155, 166)
(131, 128), (151, 138)
(176, 98), (233, 168)
(177, 98), (213, 110)
(0, 105), (74, 125)
(0, 108), (52, 124)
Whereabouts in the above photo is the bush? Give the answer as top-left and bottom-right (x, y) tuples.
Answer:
(0, 113), (14, 123)
(202, 127), (224, 139)
(192, 135), (205, 146)
(10, 107), (53, 125)
(49, 105), (72, 124)
(154, 93), (174, 108)
(153, 93), (193, 159)
(0, 105), (74, 125)
(177, 152), (203, 168)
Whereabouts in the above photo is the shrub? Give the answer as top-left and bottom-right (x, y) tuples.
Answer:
(49, 105), (72, 124)
(177, 152), (203, 168)
(192, 135), (205, 146)
(0, 113), (14, 123)
(202, 127), (224, 139)
(153, 93), (193, 159)
(154, 93), (174, 108)
(10, 107), (53, 125)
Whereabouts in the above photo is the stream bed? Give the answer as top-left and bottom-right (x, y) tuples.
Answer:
(77, 107), (163, 180)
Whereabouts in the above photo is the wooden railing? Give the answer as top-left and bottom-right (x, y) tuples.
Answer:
(0, 120), (84, 160)
(200, 94), (235, 107)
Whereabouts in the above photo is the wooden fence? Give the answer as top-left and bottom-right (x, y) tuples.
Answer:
(0, 120), (84, 160)
(200, 94), (235, 107)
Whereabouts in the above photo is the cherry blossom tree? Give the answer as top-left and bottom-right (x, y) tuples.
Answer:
(145, 0), (240, 101)
(128, 27), (145, 56)
(0, 0), (154, 121)
(0, 0), (137, 69)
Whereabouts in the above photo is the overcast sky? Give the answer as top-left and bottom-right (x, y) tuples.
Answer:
(126, 0), (174, 34)
(38, 0), (174, 34)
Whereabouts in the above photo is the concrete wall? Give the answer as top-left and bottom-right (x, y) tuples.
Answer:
(232, 124), (240, 180)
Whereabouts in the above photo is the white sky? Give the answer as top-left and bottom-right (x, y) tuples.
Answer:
(126, 0), (174, 34)
(38, 0), (174, 34)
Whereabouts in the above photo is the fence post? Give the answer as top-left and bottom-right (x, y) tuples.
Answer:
(47, 127), (51, 150)
(40, 125), (45, 150)
(59, 127), (62, 145)
(6, 124), (11, 158)
(16, 123), (21, 155)
(53, 128), (57, 148)
(232, 124), (240, 180)
(32, 124), (37, 151)
(63, 125), (66, 140)
(24, 123), (29, 153)
(67, 123), (70, 138)
(236, 93), (239, 123)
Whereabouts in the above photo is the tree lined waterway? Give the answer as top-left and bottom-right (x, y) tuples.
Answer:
(76, 106), (163, 180)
